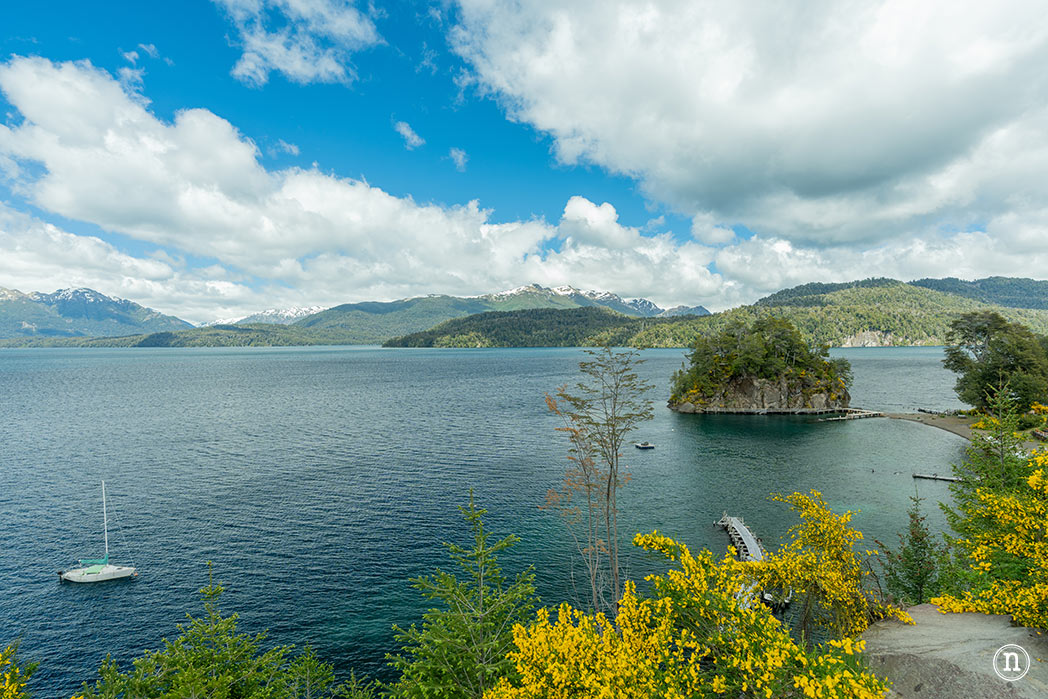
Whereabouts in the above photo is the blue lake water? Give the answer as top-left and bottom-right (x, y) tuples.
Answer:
(0, 345), (968, 694)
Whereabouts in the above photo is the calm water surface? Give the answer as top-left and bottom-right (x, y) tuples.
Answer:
(0, 346), (967, 694)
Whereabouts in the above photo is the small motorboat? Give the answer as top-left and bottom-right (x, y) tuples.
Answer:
(634, 441), (655, 450)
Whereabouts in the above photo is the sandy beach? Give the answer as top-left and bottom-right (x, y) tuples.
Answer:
(885, 412), (976, 441)
(886, 412), (1045, 452)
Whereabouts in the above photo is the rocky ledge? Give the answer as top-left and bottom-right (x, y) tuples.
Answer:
(861, 603), (1047, 698)
(669, 376), (850, 414)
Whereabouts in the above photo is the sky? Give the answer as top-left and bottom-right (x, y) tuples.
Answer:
(1, 1), (1048, 323)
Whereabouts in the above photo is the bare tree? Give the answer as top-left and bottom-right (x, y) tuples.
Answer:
(544, 347), (654, 615)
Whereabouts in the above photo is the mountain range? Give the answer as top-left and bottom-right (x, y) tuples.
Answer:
(0, 287), (191, 339)
(386, 278), (1048, 349)
(3, 276), (1048, 349)
(0, 283), (708, 343)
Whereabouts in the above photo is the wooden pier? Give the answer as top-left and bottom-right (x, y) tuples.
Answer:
(715, 514), (765, 562)
(818, 408), (884, 422)
(913, 473), (963, 483)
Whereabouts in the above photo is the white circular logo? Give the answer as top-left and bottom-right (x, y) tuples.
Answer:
(993, 644), (1030, 682)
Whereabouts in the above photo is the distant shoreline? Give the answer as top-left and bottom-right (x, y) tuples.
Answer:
(885, 412), (974, 441)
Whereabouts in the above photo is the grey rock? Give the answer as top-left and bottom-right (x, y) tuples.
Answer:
(861, 603), (1048, 698)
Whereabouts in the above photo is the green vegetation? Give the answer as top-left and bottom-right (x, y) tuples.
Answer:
(76, 566), (375, 699)
(943, 311), (1048, 411)
(385, 280), (1048, 350)
(911, 276), (1048, 310)
(876, 495), (950, 606)
(929, 392), (1048, 630)
(0, 324), (361, 348)
(386, 493), (538, 699)
(382, 307), (657, 347)
(8, 277), (1048, 349)
(668, 317), (852, 407)
(295, 296), (495, 344)
(543, 348), (653, 615)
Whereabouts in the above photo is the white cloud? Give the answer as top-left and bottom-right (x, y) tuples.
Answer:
(2, 54), (1047, 322)
(137, 43), (160, 59)
(690, 213), (734, 245)
(270, 138), (300, 156)
(449, 146), (468, 171)
(394, 120), (425, 149)
(450, 0), (1048, 250)
(213, 0), (381, 87)
(117, 66), (145, 90)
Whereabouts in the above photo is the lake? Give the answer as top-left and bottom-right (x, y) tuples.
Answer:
(0, 345), (968, 694)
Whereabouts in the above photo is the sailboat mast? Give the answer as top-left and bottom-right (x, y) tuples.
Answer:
(102, 480), (109, 562)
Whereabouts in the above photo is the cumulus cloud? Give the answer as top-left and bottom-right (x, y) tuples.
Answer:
(394, 120), (425, 149)
(449, 146), (468, 171)
(2, 54), (1047, 322)
(213, 0), (381, 87)
(450, 0), (1048, 251)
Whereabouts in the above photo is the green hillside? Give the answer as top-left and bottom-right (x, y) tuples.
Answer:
(382, 307), (649, 347)
(909, 276), (1048, 309)
(291, 284), (687, 343)
(294, 296), (494, 343)
(385, 282), (1048, 349)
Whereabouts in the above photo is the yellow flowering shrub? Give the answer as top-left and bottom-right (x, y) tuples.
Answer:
(0, 644), (32, 699)
(747, 491), (910, 639)
(484, 530), (888, 699)
(932, 449), (1048, 630)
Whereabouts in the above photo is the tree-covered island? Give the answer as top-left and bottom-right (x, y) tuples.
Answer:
(669, 317), (853, 413)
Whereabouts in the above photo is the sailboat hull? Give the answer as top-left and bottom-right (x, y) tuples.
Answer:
(60, 564), (136, 583)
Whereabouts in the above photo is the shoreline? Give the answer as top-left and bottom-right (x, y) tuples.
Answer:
(884, 412), (975, 441)
(886, 412), (1045, 451)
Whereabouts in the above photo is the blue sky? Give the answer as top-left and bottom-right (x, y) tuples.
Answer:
(1, 1), (1047, 322)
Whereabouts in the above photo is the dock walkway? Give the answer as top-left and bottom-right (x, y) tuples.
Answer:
(818, 408), (884, 422)
(715, 514), (764, 562)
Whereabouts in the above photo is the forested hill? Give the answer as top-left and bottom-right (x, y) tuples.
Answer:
(755, 276), (1048, 310)
(382, 307), (663, 347)
(385, 283), (1048, 349)
(0, 324), (354, 348)
(909, 276), (1048, 309)
(292, 284), (707, 344)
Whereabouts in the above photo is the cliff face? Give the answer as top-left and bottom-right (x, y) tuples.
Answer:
(670, 376), (850, 414)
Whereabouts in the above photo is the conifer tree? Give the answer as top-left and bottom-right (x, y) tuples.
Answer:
(386, 492), (537, 699)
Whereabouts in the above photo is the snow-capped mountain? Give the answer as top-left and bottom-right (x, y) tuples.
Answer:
(0, 287), (192, 339)
(204, 306), (328, 326)
(480, 283), (671, 317)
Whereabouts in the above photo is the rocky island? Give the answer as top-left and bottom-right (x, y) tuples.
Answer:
(669, 317), (852, 414)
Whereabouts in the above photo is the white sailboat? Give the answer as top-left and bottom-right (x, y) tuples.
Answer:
(59, 481), (137, 583)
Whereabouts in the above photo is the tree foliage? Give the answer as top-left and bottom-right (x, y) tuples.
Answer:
(669, 317), (851, 406)
(386, 493), (538, 699)
(745, 491), (908, 642)
(75, 566), (363, 699)
(933, 448), (1048, 630)
(932, 392), (1048, 629)
(543, 348), (653, 616)
(875, 495), (950, 606)
(484, 522), (891, 699)
(1, 642), (35, 699)
(943, 311), (1048, 410)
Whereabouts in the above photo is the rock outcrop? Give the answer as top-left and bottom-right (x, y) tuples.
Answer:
(861, 603), (1047, 698)
(670, 376), (850, 414)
